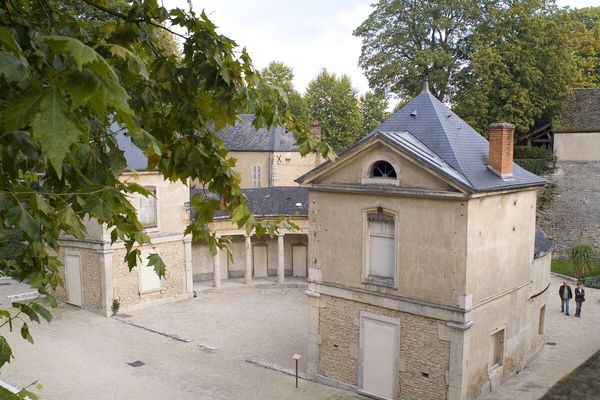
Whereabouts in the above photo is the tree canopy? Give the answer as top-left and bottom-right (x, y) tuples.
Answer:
(256, 61), (308, 124)
(355, 0), (600, 134)
(305, 69), (363, 152)
(0, 0), (330, 385)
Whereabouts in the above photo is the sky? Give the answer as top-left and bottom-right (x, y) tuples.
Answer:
(164, 0), (599, 96)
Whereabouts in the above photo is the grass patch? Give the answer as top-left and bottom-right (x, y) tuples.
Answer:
(551, 259), (600, 277)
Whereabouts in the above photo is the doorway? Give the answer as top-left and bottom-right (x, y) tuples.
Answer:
(253, 245), (268, 278)
(65, 254), (83, 306)
(292, 244), (307, 277)
(359, 313), (399, 399)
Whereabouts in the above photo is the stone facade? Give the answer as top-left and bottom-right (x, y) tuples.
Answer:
(111, 241), (186, 311)
(538, 161), (600, 258)
(55, 172), (192, 316)
(318, 294), (450, 400)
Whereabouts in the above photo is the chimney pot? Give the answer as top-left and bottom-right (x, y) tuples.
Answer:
(487, 122), (515, 179)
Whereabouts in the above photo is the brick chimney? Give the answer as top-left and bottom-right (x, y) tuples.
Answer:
(487, 122), (515, 179)
(310, 120), (321, 142)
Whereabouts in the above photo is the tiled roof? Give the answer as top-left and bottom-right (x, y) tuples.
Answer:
(555, 88), (600, 133)
(216, 114), (298, 152)
(111, 123), (149, 171)
(190, 186), (308, 219)
(534, 228), (555, 259)
(298, 86), (546, 193)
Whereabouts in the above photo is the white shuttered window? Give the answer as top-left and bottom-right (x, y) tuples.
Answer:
(368, 214), (395, 279)
(139, 187), (157, 228)
(252, 165), (262, 188)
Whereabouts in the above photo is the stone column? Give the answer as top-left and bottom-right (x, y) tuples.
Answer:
(277, 233), (285, 283)
(245, 234), (252, 285)
(98, 248), (114, 317)
(183, 237), (193, 294)
(213, 237), (221, 289)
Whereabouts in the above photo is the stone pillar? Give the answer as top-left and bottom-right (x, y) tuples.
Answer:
(245, 234), (252, 285)
(213, 237), (221, 289)
(446, 319), (473, 400)
(98, 248), (114, 317)
(184, 237), (193, 294)
(277, 233), (285, 283)
(305, 286), (320, 378)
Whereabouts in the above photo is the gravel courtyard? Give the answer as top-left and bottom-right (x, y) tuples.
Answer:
(1, 275), (598, 400)
(1, 286), (360, 400)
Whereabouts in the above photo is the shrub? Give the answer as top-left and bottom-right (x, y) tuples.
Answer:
(570, 244), (595, 279)
(584, 275), (600, 289)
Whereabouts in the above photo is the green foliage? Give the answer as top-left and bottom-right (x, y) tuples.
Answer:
(305, 69), (363, 152)
(570, 244), (596, 279)
(259, 61), (308, 124)
(354, 0), (482, 101)
(111, 298), (120, 316)
(583, 275), (600, 289)
(514, 145), (555, 175)
(551, 259), (600, 278)
(356, 1), (600, 134)
(360, 91), (389, 134)
(0, 0), (331, 366)
(454, 1), (576, 134)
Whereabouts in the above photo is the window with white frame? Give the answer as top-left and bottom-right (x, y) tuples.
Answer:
(139, 250), (162, 293)
(367, 212), (396, 281)
(138, 187), (157, 228)
(252, 165), (262, 188)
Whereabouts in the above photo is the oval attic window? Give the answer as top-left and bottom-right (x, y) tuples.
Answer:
(370, 161), (397, 178)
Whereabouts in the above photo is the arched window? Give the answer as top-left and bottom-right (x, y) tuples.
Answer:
(370, 161), (397, 178)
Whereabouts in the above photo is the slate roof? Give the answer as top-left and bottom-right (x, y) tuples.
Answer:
(534, 228), (555, 259)
(216, 114), (298, 152)
(555, 88), (600, 133)
(110, 123), (149, 171)
(189, 186), (308, 219)
(298, 85), (546, 193)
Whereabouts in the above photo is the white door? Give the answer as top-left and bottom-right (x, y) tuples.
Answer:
(253, 245), (267, 278)
(219, 249), (229, 279)
(292, 245), (307, 277)
(360, 316), (398, 399)
(65, 255), (83, 306)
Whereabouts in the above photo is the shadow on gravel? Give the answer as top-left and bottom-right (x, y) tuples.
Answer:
(540, 349), (600, 400)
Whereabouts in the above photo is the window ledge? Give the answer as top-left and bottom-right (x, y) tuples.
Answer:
(144, 227), (160, 233)
(363, 276), (396, 288)
(139, 288), (164, 296)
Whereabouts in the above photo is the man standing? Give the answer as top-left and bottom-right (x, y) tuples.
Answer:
(575, 282), (586, 318)
(559, 281), (573, 316)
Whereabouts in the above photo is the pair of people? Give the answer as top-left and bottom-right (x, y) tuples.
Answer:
(559, 281), (586, 317)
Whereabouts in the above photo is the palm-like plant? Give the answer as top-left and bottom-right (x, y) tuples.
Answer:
(570, 244), (595, 279)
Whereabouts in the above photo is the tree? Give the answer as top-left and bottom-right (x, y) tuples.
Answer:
(259, 61), (308, 124)
(305, 69), (363, 152)
(354, 0), (483, 101)
(360, 91), (389, 134)
(0, 0), (330, 386)
(565, 7), (600, 88)
(453, 0), (577, 133)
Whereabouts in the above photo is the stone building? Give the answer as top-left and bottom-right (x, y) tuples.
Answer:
(191, 186), (309, 285)
(191, 115), (322, 285)
(298, 86), (553, 399)
(56, 131), (193, 316)
(206, 114), (321, 188)
(537, 88), (600, 257)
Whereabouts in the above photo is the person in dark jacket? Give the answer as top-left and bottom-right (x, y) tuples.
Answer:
(574, 282), (586, 318)
(559, 281), (573, 316)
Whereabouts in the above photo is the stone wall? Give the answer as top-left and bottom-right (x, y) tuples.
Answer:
(112, 240), (186, 310)
(318, 294), (450, 400)
(56, 245), (103, 312)
(537, 161), (600, 258)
